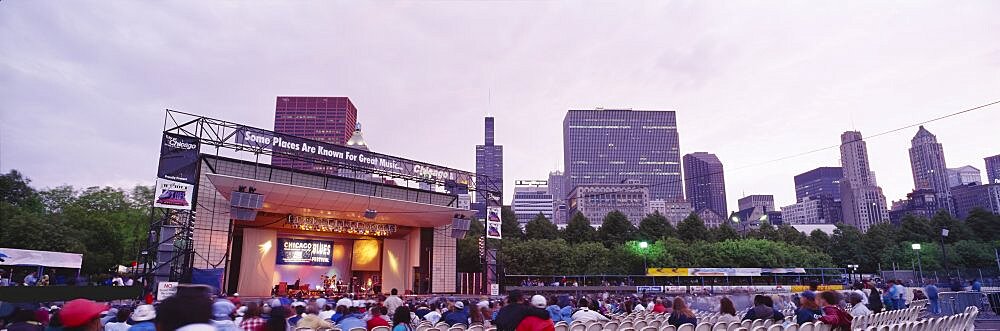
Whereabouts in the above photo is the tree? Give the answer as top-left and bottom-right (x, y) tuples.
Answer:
(0, 170), (43, 212)
(677, 213), (709, 242)
(637, 211), (675, 241)
(808, 229), (831, 251)
(525, 213), (559, 240)
(965, 208), (1000, 242)
(774, 225), (808, 246)
(898, 215), (933, 243)
(829, 224), (867, 270)
(709, 222), (741, 242)
(862, 223), (900, 268)
(500, 206), (524, 241)
(597, 210), (637, 247)
(748, 222), (777, 240)
(930, 210), (971, 243)
(562, 212), (597, 244)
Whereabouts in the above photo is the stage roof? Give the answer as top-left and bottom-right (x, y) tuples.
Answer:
(206, 174), (473, 228)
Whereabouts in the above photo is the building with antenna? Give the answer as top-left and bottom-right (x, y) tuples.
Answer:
(839, 131), (889, 232)
(475, 117), (503, 209)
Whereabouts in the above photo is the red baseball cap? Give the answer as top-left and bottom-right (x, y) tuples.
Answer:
(60, 299), (109, 328)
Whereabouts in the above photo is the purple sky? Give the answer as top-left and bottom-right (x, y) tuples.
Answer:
(2, 1), (999, 211)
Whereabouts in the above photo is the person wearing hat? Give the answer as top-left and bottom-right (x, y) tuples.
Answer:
(513, 296), (554, 331)
(794, 291), (821, 325)
(211, 300), (239, 331)
(442, 301), (468, 326)
(494, 291), (550, 331)
(128, 305), (156, 331)
(59, 299), (108, 331)
(6, 308), (44, 331)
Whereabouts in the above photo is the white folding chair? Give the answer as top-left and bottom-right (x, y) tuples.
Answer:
(677, 324), (695, 331)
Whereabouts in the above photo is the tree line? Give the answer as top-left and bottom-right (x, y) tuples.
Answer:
(457, 205), (1000, 276)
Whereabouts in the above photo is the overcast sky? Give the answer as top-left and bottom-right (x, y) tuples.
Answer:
(2, 1), (999, 211)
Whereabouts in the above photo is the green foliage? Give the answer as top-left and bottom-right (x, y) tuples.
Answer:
(562, 212), (597, 244)
(829, 224), (866, 270)
(931, 210), (971, 243)
(966, 208), (1000, 242)
(597, 210), (637, 247)
(677, 213), (709, 242)
(898, 215), (934, 243)
(774, 225), (808, 246)
(808, 230), (830, 251)
(500, 206), (524, 241)
(457, 218), (484, 272)
(524, 213), (559, 240)
(637, 211), (675, 241)
(709, 222), (741, 242)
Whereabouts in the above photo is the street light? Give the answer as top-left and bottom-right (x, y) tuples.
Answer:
(639, 241), (650, 285)
(940, 228), (950, 274)
(912, 243), (924, 284)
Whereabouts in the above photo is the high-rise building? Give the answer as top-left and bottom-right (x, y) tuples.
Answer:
(986, 154), (1000, 184)
(547, 171), (568, 225)
(952, 183), (1000, 219)
(781, 198), (827, 225)
(648, 199), (693, 227)
(683, 152), (728, 217)
(511, 180), (554, 225)
(947, 166), (982, 188)
(738, 195), (774, 212)
(793, 167), (843, 224)
(476, 117), (504, 207)
(563, 109), (682, 201)
(273, 96), (358, 173)
(908, 126), (952, 214)
(839, 131), (889, 232)
(568, 181), (650, 225)
(889, 189), (942, 224)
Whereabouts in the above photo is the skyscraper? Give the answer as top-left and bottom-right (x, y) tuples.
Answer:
(476, 117), (503, 206)
(908, 126), (952, 214)
(986, 154), (1000, 184)
(793, 167), (843, 223)
(273, 96), (358, 173)
(563, 109), (682, 201)
(511, 180), (553, 225)
(839, 131), (889, 232)
(683, 152), (728, 217)
(548, 171), (569, 224)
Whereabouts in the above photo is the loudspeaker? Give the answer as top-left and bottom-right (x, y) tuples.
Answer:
(231, 207), (259, 221)
(230, 190), (264, 221)
(451, 215), (471, 231)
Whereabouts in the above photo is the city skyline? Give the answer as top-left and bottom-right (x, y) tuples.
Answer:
(2, 1), (1000, 213)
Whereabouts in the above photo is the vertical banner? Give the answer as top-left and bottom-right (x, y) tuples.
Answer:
(486, 206), (502, 239)
(156, 133), (201, 184)
(153, 178), (194, 210)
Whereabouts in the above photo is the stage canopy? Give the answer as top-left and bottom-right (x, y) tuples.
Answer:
(206, 174), (474, 228)
(0, 248), (83, 269)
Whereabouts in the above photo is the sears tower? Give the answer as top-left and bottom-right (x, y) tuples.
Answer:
(476, 117), (503, 206)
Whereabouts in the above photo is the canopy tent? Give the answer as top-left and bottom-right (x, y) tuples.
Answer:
(0, 248), (83, 269)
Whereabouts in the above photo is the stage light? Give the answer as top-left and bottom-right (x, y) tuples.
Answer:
(259, 240), (272, 254)
(364, 209), (378, 219)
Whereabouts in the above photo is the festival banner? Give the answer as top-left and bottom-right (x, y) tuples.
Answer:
(156, 132), (201, 184)
(276, 238), (333, 266)
(486, 206), (502, 239)
(646, 268), (690, 277)
(153, 178), (194, 210)
(233, 126), (473, 185)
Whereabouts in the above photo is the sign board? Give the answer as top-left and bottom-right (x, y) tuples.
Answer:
(490, 283), (500, 296)
(153, 178), (194, 210)
(647, 268), (689, 277)
(156, 132), (201, 184)
(486, 206), (502, 239)
(157, 281), (178, 301)
(276, 238), (333, 266)
(636, 286), (664, 293)
(457, 194), (471, 210)
(233, 126), (473, 185)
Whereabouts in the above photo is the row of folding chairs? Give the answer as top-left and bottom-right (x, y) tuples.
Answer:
(862, 306), (978, 331)
(850, 306), (922, 330)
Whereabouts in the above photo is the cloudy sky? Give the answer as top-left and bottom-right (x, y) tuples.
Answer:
(2, 1), (999, 210)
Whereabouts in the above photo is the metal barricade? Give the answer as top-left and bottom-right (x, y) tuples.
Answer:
(940, 291), (985, 316)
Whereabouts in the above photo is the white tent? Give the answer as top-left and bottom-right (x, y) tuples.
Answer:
(0, 248), (83, 269)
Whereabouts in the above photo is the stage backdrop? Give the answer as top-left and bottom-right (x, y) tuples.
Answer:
(274, 241), (352, 290)
(351, 239), (382, 271)
(381, 238), (409, 294)
(238, 228), (277, 297)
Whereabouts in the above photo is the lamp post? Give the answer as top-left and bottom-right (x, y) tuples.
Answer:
(639, 241), (650, 285)
(940, 228), (950, 275)
(912, 243), (924, 284)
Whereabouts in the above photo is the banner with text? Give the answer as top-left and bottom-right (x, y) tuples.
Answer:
(157, 132), (201, 184)
(153, 178), (194, 210)
(276, 238), (333, 266)
(233, 126), (473, 185)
